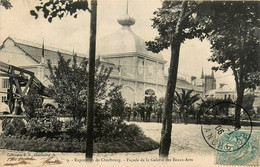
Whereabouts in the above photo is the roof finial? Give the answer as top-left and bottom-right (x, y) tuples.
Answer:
(117, 0), (135, 27)
(42, 38), (44, 58)
(211, 69), (214, 78)
(126, 0), (128, 14)
(201, 67), (204, 79)
(41, 38), (46, 64)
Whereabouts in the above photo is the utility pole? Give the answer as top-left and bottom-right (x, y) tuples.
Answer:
(86, 0), (97, 161)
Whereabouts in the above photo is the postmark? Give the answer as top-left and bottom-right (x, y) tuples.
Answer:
(201, 101), (253, 152)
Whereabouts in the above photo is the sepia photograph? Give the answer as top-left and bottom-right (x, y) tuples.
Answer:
(0, 0), (259, 166)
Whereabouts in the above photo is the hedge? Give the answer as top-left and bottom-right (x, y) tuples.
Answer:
(0, 135), (159, 153)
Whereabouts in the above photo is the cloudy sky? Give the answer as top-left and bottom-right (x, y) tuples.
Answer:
(0, 0), (235, 88)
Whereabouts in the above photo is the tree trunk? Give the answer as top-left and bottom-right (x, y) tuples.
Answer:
(230, 57), (243, 129)
(86, 0), (97, 161)
(234, 85), (244, 129)
(159, 42), (181, 157)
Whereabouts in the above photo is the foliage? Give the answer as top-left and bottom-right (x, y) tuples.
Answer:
(63, 119), (85, 140)
(158, 97), (165, 105)
(173, 89), (199, 123)
(0, 135), (159, 153)
(146, 1), (259, 156)
(22, 86), (43, 120)
(206, 2), (260, 89)
(202, 1), (260, 126)
(63, 117), (145, 143)
(242, 94), (255, 112)
(145, 1), (214, 157)
(105, 86), (126, 118)
(2, 119), (26, 136)
(146, 1), (213, 53)
(94, 120), (145, 142)
(30, 0), (90, 23)
(174, 89), (200, 114)
(47, 53), (114, 123)
(0, 0), (12, 9)
(198, 98), (233, 117)
(25, 108), (63, 138)
(146, 95), (157, 106)
(257, 106), (260, 114)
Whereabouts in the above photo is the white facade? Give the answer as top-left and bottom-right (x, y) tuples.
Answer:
(0, 11), (205, 107)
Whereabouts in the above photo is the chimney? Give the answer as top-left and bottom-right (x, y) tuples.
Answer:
(191, 76), (196, 85)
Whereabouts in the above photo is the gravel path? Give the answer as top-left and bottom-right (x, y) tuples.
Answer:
(0, 122), (259, 167)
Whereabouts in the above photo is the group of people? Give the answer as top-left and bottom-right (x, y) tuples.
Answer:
(125, 103), (163, 123)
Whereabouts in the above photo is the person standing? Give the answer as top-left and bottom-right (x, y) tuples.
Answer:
(157, 104), (162, 123)
(139, 104), (145, 122)
(146, 105), (152, 122)
(183, 105), (188, 124)
(175, 106), (181, 123)
(125, 104), (131, 122)
(133, 104), (137, 121)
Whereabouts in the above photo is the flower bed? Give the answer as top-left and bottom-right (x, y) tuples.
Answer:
(0, 135), (159, 153)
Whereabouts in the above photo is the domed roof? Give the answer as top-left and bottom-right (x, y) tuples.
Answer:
(97, 12), (166, 63)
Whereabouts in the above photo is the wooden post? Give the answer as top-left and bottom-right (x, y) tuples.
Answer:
(86, 0), (97, 161)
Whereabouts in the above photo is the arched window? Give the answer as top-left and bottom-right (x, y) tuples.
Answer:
(145, 89), (156, 105)
(145, 89), (155, 96)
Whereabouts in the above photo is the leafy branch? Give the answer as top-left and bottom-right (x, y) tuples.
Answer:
(30, 0), (90, 23)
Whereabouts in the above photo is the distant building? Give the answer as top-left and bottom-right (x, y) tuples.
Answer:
(205, 84), (237, 101)
(0, 11), (205, 106)
(190, 68), (217, 97)
(97, 9), (204, 105)
(253, 87), (260, 111)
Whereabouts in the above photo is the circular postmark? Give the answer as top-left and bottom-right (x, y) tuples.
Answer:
(201, 101), (252, 152)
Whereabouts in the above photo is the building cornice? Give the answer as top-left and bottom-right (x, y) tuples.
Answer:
(99, 52), (167, 64)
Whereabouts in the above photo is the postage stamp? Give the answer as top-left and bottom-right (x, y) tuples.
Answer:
(216, 131), (259, 166)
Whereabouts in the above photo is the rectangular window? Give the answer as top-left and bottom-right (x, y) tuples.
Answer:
(2, 79), (10, 89)
(1, 96), (7, 102)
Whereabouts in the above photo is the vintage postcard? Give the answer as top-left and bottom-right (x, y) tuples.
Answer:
(0, 0), (259, 167)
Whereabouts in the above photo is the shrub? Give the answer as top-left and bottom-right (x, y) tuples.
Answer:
(0, 135), (159, 153)
(2, 118), (26, 136)
(21, 86), (43, 120)
(25, 108), (62, 138)
(105, 86), (126, 118)
(242, 94), (255, 111)
(95, 120), (145, 142)
(257, 106), (260, 114)
(63, 119), (85, 140)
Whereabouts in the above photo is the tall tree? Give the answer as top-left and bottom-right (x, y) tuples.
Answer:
(146, 1), (209, 157)
(204, 2), (260, 128)
(31, 0), (97, 160)
(147, 1), (259, 157)
(47, 54), (113, 123)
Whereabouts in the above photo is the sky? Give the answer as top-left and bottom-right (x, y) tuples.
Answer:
(0, 0), (235, 89)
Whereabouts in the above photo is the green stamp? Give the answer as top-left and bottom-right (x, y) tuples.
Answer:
(216, 131), (259, 166)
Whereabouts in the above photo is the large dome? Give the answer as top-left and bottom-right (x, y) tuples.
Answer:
(97, 13), (166, 63)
